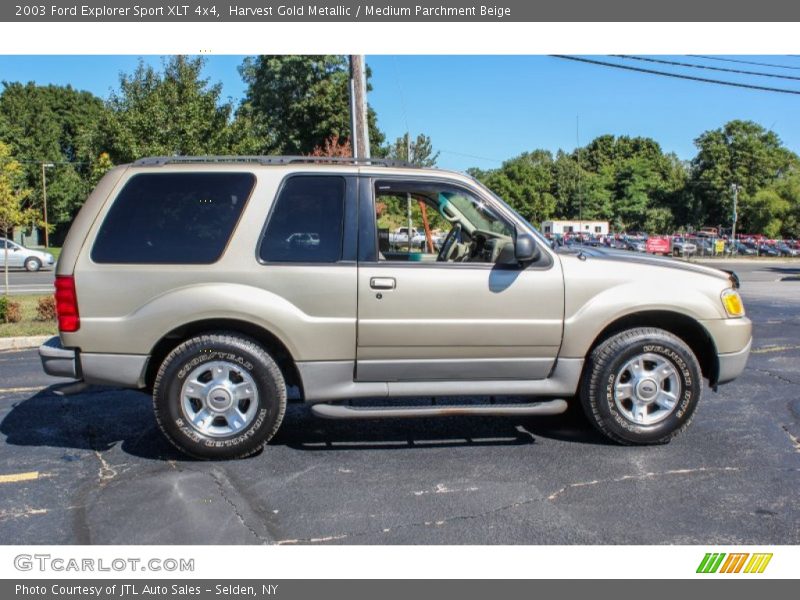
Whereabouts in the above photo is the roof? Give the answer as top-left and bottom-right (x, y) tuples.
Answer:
(132, 155), (417, 168)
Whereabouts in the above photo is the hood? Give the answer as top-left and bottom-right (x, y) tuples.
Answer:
(555, 246), (734, 284)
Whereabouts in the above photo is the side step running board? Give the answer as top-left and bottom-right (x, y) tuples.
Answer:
(310, 399), (568, 420)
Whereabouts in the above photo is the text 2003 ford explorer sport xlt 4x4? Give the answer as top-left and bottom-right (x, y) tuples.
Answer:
(39, 156), (752, 459)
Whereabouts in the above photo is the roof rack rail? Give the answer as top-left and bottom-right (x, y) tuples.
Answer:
(132, 155), (416, 168)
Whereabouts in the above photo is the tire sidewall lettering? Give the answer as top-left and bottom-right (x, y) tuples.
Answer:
(604, 340), (696, 434)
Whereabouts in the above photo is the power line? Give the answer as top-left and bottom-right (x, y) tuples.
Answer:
(688, 55), (800, 71)
(550, 55), (800, 96)
(438, 149), (503, 164)
(615, 55), (800, 82)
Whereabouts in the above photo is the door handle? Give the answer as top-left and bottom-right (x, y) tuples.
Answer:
(370, 277), (396, 290)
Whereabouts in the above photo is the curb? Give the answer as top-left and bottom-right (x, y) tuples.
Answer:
(0, 335), (52, 351)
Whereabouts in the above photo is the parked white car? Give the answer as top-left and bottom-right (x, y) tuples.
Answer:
(0, 238), (55, 271)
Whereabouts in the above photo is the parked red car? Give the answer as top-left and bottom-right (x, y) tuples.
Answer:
(646, 236), (671, 255)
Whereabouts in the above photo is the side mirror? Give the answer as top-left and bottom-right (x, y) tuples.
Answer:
(515, 233), (539, 263)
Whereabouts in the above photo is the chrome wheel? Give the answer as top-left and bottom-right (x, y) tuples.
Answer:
(613, 353), (681, 426)
(180, 361), (259, 437)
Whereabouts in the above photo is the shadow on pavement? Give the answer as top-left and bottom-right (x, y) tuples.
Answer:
(764, 266), (800, 275)
(0, 386), (185, 461)
(272, 402), (609, 450)
(0, 387), (609, 460)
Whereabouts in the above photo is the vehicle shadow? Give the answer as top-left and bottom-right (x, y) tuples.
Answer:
(0, 386), (187, 461)
(0, 387), (611, 461)
(763, 266), (800, 275)
(272, 401), (611, 450)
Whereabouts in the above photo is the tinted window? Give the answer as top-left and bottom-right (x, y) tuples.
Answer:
(259, 176), (345, 263)
(92, 173), (254, 264)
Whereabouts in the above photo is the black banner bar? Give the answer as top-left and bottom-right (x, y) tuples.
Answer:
(2, 580), (796, 600)
(3, 0), (800, 22)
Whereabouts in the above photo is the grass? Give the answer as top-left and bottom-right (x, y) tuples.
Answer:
(27, 246), (62, 261)
(0, 294), (57, 338)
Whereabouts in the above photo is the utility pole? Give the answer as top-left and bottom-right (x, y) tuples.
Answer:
(41, 162), (54, 248)
(349, 55), (370, 160)
(730, 183), (739, 256)
(576, 114), (583, 244)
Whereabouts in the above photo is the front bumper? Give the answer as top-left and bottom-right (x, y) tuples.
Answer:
(716, 337), (752, 386)
(698, 317), (752, 386)
(39, 336), (148, 388)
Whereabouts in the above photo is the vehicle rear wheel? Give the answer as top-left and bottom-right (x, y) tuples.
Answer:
(153, 333), (287, 459)
(580, 327), (701, 445)
(24, 257), (41, 272)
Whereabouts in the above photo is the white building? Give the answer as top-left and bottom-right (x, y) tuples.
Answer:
(540, 220), (610, 236)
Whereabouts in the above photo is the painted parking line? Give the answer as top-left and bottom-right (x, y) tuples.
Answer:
(0, 386), (46, 395)
(751, 344), (800, 354)
(0, 471), (40, 484)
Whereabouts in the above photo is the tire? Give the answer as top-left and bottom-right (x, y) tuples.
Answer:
(24, 257), (41, 272)
(580, 327), (701, 445)
(153, 333), (287, 459)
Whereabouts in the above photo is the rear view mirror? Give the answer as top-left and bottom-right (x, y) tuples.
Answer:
(515, 233), (539, 263)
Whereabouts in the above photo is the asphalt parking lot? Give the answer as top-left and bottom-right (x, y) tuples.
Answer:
(0, 260), (798, 544)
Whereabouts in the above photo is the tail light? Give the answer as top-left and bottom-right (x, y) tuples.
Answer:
(54, 275), (80, 332)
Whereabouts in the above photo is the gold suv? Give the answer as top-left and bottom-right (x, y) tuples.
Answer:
(39, 156), (751, 459)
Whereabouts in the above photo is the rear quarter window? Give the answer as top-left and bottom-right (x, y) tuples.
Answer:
(91, 172), (255, 264)
(259, 175), (346, 263)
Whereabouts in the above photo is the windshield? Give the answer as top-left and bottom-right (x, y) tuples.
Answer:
(439, 191), (509, 234)
(469, 177), (551, 246)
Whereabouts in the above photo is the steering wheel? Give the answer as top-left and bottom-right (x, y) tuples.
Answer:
(437, 223), (462, 262)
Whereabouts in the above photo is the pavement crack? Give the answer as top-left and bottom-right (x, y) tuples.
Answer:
(236, 465), (799, 545)
(275, 493), (553, 544)
(412, 483), (480, 496)
(546, 466), (741, 502)
(276, 533), (349, 545)
(746, 366), (799, 385)
(203, 470), (268, 544)
(781, 425), (800, 453)
(93, 450), (117, 484)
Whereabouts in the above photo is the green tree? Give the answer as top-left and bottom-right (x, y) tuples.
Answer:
(574, 136), (686, 230)
(387, 133), (439, 166)
(742, 189), (790, 239)
(770, 169), (800, 238)
(88, 152), (115, 188)
(238, 55), (385, 155)
(103, 56), (235, 162)
(642, 207), (675, 234)
(0, 82), (106, 230)
(691, 120), (798, 232)
(477, 150), (557, 224)
(0, 142), (36, 296)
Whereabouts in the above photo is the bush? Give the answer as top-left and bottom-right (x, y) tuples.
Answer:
(36, 296), (57, 321)
(0, 296), (22, 324)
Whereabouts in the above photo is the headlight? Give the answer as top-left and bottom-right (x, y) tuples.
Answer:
(721, 288), (745, 318)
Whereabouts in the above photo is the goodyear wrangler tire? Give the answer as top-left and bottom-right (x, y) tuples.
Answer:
(153, 333), (286, 459)
(580, 327), (701, 445)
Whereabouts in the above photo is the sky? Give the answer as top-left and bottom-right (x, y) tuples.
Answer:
(1, 54), (799, 172)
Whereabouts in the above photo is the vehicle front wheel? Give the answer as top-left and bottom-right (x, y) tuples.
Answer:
(153, 333), (287, 459)
(24, 257), (41, 272)
(580, 327), (701, 445)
